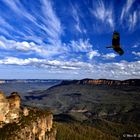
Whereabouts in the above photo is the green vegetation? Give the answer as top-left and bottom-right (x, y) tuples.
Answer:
(55, 120), (140, 140)
(85, 119), (140, 139)
(55, 122), (118, 140)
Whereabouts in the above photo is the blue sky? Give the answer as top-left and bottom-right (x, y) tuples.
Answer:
(0, 0), (140, 79)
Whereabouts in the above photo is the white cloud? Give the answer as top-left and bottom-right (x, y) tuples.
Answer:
(88, 51), (100, 59)
(91, 60), (140, 79)
(0, 57), (92, 70)
(102, 53), (117, 59)
(0, 36), (48, 55)
(0, 35), (97, 61)
(0, 57), (140, 79)
(91, 0), (114, 29)
(75, 24), (82, 33)
(0, 0), (95, 60)
(132, 51), (140, 57)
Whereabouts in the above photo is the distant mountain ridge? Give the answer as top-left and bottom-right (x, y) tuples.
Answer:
(1, 79), (140, 86)
(0, 79), (61, 84)
(59, 79), (140, 86)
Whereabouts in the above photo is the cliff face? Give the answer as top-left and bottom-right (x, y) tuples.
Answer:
(81, 79), (140, 86)
(0, 91), (56, 140)
(0, 91), (20, 124)
(9, 111), (55, 140)
(60, 79), (140, 86)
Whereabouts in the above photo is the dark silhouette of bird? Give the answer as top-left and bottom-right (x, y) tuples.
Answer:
(106, 31), (124, 55)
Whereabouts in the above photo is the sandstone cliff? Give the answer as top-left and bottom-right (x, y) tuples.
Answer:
(59, 79), (140, 86)
(0, 91), (20, 124)
(0, 91), (56, 140)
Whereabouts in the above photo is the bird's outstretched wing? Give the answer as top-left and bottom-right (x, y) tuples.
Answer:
(113, 47), (124, 55)
(106, 46), (113, 48)
(106, 46), (124, 55)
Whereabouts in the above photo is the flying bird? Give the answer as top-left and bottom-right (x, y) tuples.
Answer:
(106, 31), (124, 55)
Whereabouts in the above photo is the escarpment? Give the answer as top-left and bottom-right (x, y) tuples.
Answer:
(59, 79), (140, 86)
(81, 79), (140, 86)
(0, 91), (56, 140)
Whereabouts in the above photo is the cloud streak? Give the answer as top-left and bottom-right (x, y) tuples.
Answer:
(0, 57), (92, 70)
(132, 51), (140, 57)
(40, 0), (63, 44)
(68, 39), (93, 53)
(1, 0), (63, 45)
(128, 11), (138, 31)
(120, 0), (140, 31)
(91, 0), (114, 29)
(71, 4), (86, 34)
(121, 0), (135, 21)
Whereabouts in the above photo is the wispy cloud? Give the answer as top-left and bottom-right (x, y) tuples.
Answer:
(0, 16), (21, 38)
(71, 4), (86, 34)
(2, 0), (63, 45)
(0, 28), (10, 37)
(72, 6), (82, 33)
(121, 0), (135, 21)
(132, 43), (140, 48)
(102, 53), (117, 59)
(128, 11), (138, 31)
(0, 36), (96, 60)
(0, 0), (41, 39)
(91, 0), (114, 29)
(120, 0), (139, 31)
(132, 51), (140, 56)
(2, 0), (36, 23)
(0, 17), (14, 31)
(69, 39), (93, 53)
(40, 0), (63, 44)
(0, 0), (66, 59)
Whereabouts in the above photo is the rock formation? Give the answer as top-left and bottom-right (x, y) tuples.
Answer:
(0, 91), (21, 124)
(0, 91), (9, 123)
(0, 91), (56, 140)
(23, 107), (29, 116)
